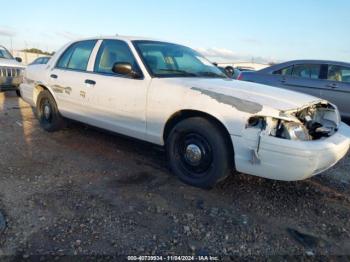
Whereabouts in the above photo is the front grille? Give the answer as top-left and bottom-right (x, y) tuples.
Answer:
(0, 67), (22, 78)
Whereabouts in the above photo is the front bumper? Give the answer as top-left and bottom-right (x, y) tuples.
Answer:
(234, 123), (350, 181)
(0, 76), (22, 91)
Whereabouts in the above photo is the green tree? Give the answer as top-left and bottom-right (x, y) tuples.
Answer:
(22, 48), (54, 56)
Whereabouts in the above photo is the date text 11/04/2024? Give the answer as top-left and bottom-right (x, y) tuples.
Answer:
(127, 255), (220, 261)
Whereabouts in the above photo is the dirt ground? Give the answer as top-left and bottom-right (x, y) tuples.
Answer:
(0, 92), (350, 260)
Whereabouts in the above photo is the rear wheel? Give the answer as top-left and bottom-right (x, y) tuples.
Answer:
(166, 117), (233, 189)
(36, 90), (66, 132)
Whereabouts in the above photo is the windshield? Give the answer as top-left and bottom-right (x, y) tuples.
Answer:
(0, 46), (14, 60)
(133, 41), (227, 78)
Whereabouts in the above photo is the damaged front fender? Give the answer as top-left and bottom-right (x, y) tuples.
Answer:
(245, 101), (340, 142)
(241, 101), (341, 166)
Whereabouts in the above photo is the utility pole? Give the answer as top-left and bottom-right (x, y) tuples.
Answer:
(24, 41), (28, 65)
(10, 37), (13, 55)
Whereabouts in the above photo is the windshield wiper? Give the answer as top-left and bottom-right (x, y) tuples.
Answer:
(158, 69), (198, 77)
(197, 71), (227, 78)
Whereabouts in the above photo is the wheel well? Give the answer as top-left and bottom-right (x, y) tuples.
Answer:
(163, 110), (235, 163)
(33, 85), (49, 105)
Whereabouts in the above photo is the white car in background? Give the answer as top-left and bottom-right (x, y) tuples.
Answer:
(20, 36), (350, 188)
(29, 56), (51, 66)
(0, 45), (25, 96)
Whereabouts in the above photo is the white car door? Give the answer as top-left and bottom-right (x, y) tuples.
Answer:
(48, 40), (97, 119)
(75, 39), (151, 140)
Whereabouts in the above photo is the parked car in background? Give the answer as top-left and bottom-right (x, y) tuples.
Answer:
(0, 45), (25, 96)
(20, 37), (350, 188)
(217, 66), (242, 79)
(26, 56), (52, 81)
(236, 66), (255, 72)
(238, 60), (350, 118)
(29, 56), (51, 66)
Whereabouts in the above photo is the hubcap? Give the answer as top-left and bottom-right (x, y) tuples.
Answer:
(185, 144), (202, 165)
(43, 104), (51, 120)
(176, 132), (213, 176)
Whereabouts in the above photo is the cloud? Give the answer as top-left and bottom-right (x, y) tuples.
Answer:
(55, 31), (83, 40)
(195, 47), (239, 60)
(196, 47), (278, 64)
(0, 26), (16, 37)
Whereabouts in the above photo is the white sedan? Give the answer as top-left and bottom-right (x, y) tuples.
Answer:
(20, 36), (350, 188)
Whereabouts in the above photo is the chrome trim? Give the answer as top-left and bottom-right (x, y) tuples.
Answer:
(0, 67), (22, 78)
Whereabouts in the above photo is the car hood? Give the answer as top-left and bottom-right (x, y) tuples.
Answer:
(0, 58), (25, 68)
(166, 78), (325, 113)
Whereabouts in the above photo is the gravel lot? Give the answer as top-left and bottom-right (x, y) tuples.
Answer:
(0, 92), (350, 260)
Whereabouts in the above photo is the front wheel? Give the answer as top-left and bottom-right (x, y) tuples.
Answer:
(36, 90), (66, 132)
(166, 117), (233, 189)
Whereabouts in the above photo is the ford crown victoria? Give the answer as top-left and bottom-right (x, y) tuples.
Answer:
(20, 36), (350, 188)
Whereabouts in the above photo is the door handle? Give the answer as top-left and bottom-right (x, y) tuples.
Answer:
(280, 78), (287, 84)
(85, 79), (96, 85)
(50, 74), (58, 79)
(327, 83), (338, 88)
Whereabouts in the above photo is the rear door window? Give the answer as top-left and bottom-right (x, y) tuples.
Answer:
(56, 40), (97, 71)
(67, 41), (96, 71)
(328, 65), (350, 83)
(56, 44), (76, 69)
(273, 66), (293, 76)
(309, 65), (321, 79)
(292, 64), (321, 79)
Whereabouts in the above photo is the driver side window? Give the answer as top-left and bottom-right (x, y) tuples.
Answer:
(94, 40), (139, 75)
(328, 65), (350, 83)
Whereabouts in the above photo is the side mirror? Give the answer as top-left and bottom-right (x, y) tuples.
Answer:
(15, 57), (22, 63)
(112, 62), (141, 79)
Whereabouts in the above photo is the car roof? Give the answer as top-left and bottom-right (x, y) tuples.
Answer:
(74, 35), (162, 42)
(283, 59), (350, 65)
(260, 59), (350, 73)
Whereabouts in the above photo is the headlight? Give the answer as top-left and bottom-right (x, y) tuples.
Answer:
(335, 107), (341, 126)
(278, 121), (311, 141)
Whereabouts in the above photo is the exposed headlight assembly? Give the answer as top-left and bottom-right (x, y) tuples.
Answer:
(276, 121), (311, 141)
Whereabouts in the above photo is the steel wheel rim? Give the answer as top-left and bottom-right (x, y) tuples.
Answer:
(176, 132), (213, 176)
(41, 99), (52, 123)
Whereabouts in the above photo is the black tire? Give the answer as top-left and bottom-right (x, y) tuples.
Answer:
(166, 117), (233, 189)
(36, 90), (66, 132)
(15, 90), (21, 97)
(224, 66), (234, 78)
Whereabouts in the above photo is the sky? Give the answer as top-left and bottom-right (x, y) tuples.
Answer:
(0, 0), (349, 63)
